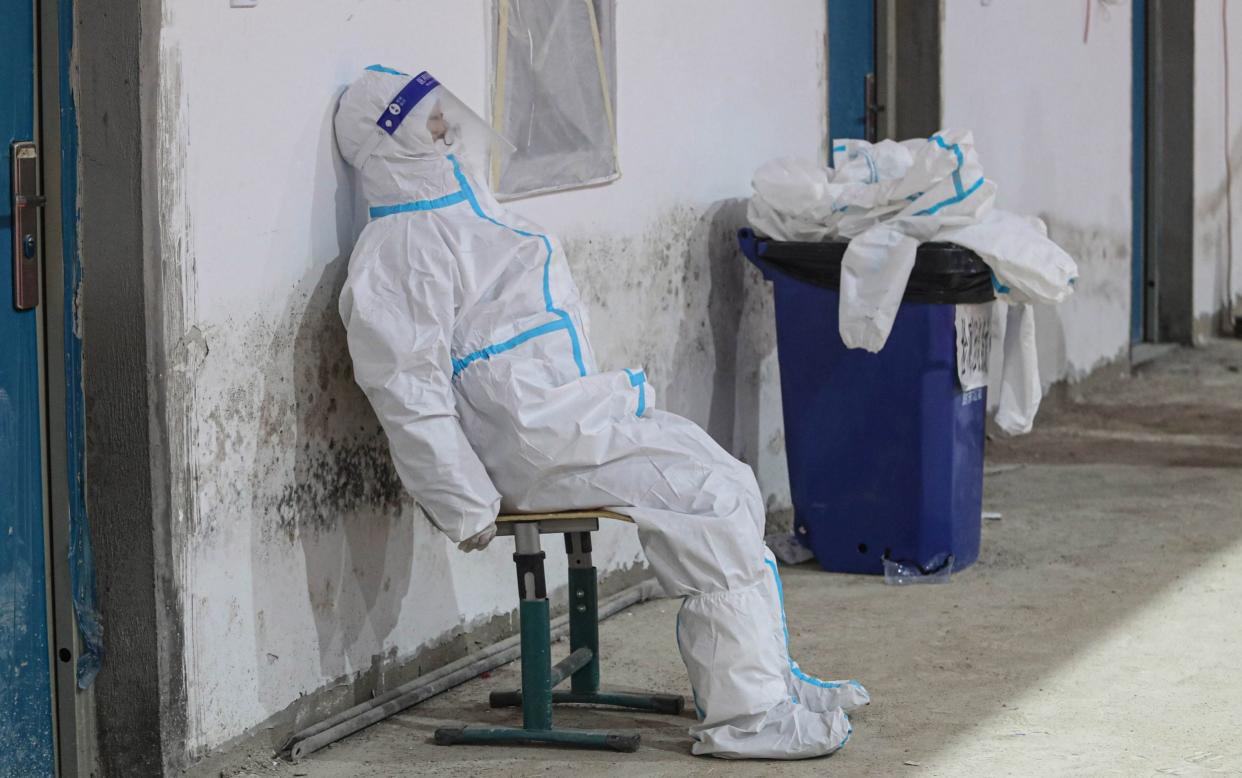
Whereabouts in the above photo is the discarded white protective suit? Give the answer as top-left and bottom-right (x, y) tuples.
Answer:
(993, 302), (1041, 435)
(747, 133), (1077, 435)
(335, 66), (867, 759)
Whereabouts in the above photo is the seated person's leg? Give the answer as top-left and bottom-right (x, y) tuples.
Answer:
(488, 407), (856, 757)
(760, 546), (871, 713)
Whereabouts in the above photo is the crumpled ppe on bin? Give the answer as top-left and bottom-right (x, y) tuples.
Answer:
(747, 132), (1078, 435)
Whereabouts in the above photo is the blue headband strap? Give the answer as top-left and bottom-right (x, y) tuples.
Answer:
(376, 71), (440, 136)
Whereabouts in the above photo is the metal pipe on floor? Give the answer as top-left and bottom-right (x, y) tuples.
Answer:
(289, 607), (528, 745)
(287, 578), (661, 762)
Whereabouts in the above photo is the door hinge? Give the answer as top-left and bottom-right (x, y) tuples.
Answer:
(11, 141), (43, 311)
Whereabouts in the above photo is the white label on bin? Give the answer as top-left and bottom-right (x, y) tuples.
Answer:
(955, 303), (992, 392)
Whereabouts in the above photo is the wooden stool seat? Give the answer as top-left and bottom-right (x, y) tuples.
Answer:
(496, 509), (633, 523)
(494, 509), (633, 538)
(434, 508), (682, 753)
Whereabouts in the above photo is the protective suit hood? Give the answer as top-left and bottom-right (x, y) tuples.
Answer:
(335, 66), (508, 206)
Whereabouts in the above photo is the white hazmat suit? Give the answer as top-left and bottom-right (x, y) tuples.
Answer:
(335, 66), (867, 759)
(747, 136), (1078, 435)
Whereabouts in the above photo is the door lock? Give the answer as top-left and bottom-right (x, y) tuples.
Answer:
(11, 141), (43, 311)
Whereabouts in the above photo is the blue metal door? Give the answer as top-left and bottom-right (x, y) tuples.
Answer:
(828, 0), (877, 156)
(1, 0), (57, 774)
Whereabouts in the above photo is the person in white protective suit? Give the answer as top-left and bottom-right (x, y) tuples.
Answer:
(333, 65), (868, 759)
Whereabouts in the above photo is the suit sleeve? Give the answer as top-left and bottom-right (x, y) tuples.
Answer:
(340, 237), (501, 543)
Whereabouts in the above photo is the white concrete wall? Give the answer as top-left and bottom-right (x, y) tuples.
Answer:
(942, 0), (1134, 381)
(151, 0), (823, 758)
(1194, 0), (1242, 338)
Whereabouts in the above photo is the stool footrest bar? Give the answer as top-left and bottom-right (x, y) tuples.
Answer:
(434, 725), (640, 752)
(489, 689), (685, 715)
(549, 647), (594, 688)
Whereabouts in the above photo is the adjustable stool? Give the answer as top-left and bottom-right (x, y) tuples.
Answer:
(433, 510), (684, 752)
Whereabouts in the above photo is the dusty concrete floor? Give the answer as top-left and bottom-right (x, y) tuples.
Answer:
(229, 341), (1242, 777)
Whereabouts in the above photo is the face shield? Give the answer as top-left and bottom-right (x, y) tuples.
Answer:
(374, 71), (514, 166)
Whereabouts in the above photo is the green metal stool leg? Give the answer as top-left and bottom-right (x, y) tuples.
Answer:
(514, 523), (553, 731)
(435, 521), (652, 753)
(565, 531), (600, 695)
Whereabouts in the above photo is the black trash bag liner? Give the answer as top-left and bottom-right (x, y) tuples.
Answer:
(739, 227), (995, 305)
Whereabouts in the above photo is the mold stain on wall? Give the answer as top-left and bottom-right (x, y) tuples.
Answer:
(175, 193), (1149, 755)
(1194, 125), (1242, 336)
(560, 198), (789, 507)
(190, 197), (785, 550)
(1037, 216), (1133, 382)
(1191, 97), (1242, 337)
(169, 195), (785, 754)
(151, 17), (197, 767)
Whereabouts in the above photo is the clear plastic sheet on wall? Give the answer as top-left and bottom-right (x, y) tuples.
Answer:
(491, 0), (619, 199)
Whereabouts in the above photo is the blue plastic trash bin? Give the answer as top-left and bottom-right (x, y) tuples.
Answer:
(738, 228), (994, 575)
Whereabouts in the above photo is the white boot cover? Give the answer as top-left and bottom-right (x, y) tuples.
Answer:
(678, 581), (853, 759)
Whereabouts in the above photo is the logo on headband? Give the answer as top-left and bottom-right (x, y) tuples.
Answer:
(376, 71), (440, 136)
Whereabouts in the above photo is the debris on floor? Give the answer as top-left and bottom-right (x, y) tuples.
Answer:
(882, 553), (954, 585)
(765, 532), (816, 565)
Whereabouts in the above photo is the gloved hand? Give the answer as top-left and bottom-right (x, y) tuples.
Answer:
(457, 523), (497, 553)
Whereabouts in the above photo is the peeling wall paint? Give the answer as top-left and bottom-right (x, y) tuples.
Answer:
(942, 0), (1134, 386)
(1036, 218), (1132, 381)
(149, 5), (198, 763)
(150, 0), (824, 759)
